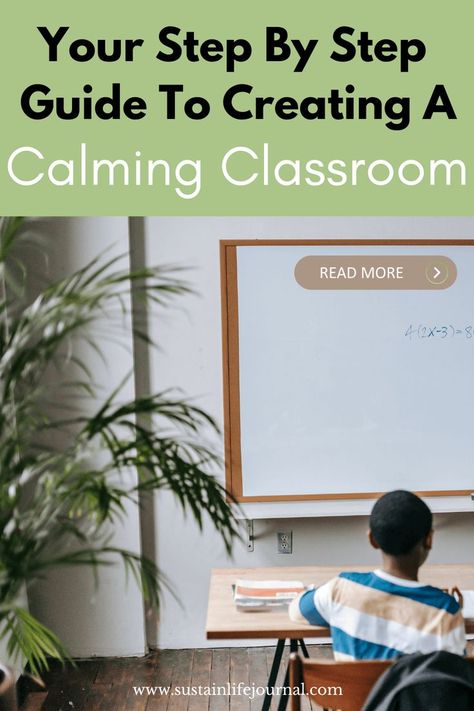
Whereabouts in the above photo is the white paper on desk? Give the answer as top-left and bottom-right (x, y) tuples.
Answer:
(461, 590), (474, 618)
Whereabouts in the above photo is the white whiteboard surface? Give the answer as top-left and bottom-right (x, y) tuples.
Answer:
(224, 242), (474, 508)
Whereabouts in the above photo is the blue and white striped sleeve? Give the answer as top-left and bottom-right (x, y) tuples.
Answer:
(288, 584), (331, 626)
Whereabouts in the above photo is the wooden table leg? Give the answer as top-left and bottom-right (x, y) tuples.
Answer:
(276, 639), (299, 711)
(298, 639), (309, 658)
(261, 638), (286, 711)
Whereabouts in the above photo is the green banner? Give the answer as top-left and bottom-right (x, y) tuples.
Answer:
(1, 1), (472, 215)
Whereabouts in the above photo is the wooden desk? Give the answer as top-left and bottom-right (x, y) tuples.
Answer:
(206, 564), (474, 639)
(207, 565), (474, 711)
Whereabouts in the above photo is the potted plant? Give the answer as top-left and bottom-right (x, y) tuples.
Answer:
(0, 663), (16, 711)
(0, 217), (238, 701)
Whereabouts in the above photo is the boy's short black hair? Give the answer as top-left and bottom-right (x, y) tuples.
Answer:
(370, 490), (433, 555)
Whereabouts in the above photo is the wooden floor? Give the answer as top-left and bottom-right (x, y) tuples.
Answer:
(19, 645), (333, 711)
(20, 641), (474, 711)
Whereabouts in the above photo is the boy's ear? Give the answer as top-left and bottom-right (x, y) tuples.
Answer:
(368, 530), (380, 550)
(424, 529), (434, 550)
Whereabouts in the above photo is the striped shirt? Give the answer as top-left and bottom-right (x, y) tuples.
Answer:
(289, 569), (465, 660)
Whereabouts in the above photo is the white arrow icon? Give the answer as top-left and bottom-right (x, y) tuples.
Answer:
(425, 260), (452, 287)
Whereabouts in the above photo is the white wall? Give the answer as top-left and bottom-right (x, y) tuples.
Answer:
(23, 217), (146, 658)
(142, 217), (474, 649)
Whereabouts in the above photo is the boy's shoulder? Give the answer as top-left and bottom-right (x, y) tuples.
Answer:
(337, 570), (377, 585)
(332, 570), (461, 614)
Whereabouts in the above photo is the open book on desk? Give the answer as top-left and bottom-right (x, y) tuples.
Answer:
(234, 579), (305, 611)
(461, 591), (474, 619)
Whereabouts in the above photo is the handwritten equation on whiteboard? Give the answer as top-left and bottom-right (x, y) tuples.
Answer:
(405, 324), (474, 340)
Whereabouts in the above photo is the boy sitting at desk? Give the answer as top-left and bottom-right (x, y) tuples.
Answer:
(289, 490), (465, 659)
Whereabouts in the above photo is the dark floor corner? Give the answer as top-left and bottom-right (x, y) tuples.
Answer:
(19, 641), (474, 711)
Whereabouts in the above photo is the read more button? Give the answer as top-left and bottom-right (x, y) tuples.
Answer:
(294, 255), (457, 290)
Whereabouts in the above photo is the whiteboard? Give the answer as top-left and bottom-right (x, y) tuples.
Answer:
(221, 241), (474, 504)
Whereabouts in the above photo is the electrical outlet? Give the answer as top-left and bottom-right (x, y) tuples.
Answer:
(277, 531), (292, 554)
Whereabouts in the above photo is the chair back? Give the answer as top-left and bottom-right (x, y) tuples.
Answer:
(289, 653), (391, 711)
(290, 654), (474, 711)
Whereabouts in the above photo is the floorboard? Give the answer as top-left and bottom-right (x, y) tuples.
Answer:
(166, 648), (194, 711)
(209, 648), (230, 711)
(188, 649), (213, 711)
(229, 648), (250, 711)
(248, 648), (268, 711)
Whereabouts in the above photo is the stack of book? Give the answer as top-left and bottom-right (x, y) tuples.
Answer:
(233, 579), (305, 611)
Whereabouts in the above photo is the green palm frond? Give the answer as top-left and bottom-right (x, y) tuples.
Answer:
(1, 607), (71, 677)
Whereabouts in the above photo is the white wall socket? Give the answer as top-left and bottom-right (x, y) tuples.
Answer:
(277, 531), (293, 554)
